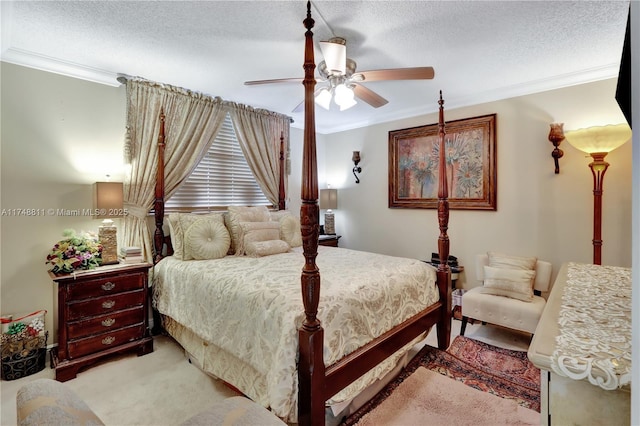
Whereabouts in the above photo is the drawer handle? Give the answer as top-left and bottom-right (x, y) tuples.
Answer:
(101, 281), (116, 291)
(101, 318), (116, 327)
(101, 300), (116, 309)
(102, 336), (116, 345)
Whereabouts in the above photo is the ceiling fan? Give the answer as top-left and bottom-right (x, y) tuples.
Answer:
(244, 37), (435, 112)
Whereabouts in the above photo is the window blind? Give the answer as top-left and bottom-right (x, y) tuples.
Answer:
(165, 114), (272, 211)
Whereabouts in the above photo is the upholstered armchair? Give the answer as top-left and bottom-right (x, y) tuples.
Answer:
(460, 253), (552, 337)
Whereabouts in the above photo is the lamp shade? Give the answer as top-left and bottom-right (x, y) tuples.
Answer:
(564, 124), (631, 154)
(319, 189), (338, 210)
(93, 182), (124, 219)
(319, 40), (346, 74)
(315, 87), (332, 110)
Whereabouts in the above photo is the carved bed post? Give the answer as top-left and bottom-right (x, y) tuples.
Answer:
(298, 2), (324, 425)
(154, 109), (166, 263)
(279, 132), (286, 210)
(435, 92), (452, 350)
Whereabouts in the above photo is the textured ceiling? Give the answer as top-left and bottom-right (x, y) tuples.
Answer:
(1, 1), (630, 134)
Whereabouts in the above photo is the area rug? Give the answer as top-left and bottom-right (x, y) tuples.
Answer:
(346, 367), (539, 425)
(342, 336), (540, 425)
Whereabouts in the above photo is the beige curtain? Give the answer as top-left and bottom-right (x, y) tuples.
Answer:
(227, 102), (291, 207)
(121, 77), (227, 263)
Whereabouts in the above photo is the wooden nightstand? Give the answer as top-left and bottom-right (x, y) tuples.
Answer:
(49, 262), (153, 381)
(318, 235), (341, 247)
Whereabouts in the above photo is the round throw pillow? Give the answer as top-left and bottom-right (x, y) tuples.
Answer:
(184, 219), (230, 260)
(280, 215), (302, 248)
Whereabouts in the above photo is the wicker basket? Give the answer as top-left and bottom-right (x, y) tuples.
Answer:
(1, 331), (48, 380)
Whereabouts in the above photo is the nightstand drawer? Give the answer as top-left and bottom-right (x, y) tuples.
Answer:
(68, 324), (145, 359)
(67, 273), (145, 300)
(68, 290), (145, 321)
(67, 306), (145, 339)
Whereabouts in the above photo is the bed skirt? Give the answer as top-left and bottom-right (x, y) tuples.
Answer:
(161, 315), (429, 424)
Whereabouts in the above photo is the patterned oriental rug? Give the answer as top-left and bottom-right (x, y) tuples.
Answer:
(342, 336), (540, 425)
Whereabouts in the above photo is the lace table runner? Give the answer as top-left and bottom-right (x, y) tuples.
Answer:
(551, 262), (631, 390)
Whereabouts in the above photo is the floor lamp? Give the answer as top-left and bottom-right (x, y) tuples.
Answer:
(564, 123), (631, 265)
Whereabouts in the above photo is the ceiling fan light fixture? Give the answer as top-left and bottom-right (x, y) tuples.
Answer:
(334, 84), (356, 111)
(319, 40), (346, 74)
(338, 97), (357, 111)
(315, 87), (332, 110)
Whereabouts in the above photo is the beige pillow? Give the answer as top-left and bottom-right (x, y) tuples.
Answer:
(480, 265), (536, 302)
(237, 221), (282, 256)
(279, 215), (302, 248)
(184, 219), (230, 260)
(269, 210), (292, 222)
(269, 210), (302, 248)
(488, 251), (537, 270)
(168, 213), (224, 260)
(245, 239), (291, 257)
(226, 206), (271, 254)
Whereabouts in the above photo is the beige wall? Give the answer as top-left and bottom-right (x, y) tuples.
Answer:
(1, 62), (126, 341)
(0, 62), (632, 343)
(319, 78), (632, 289)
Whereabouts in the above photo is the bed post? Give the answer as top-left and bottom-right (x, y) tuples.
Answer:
(435, 92), (452, 350)
(279, 132), (286, 210)
(153, 109), (166, 263)
(298, 2), (324, 425)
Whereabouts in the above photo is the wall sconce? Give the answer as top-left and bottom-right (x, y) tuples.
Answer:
(564, 123), (631, 265)
(319, 188), (338, 235)
(352, 151), (362, 184)
(93, 181), (124, 265)
(548, 123), (565, 174)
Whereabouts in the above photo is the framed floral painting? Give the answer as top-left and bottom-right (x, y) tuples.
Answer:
(388, 114), (496, 210)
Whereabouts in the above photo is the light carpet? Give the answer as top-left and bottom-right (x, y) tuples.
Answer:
(353, 367), (539, 425)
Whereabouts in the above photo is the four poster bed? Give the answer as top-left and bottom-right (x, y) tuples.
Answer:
(151, 3), (451, 425)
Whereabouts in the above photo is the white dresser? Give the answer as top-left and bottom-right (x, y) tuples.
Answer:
(528, 262), (631, 425)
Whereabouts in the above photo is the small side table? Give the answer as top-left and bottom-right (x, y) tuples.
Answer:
(318, 234), (341, 247)
(49, 262), (153, 381)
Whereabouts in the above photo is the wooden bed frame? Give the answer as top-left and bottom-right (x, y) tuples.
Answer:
(151, 3), (451, 424)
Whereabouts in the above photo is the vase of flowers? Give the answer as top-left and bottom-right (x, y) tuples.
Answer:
(45, 229), (103, 274)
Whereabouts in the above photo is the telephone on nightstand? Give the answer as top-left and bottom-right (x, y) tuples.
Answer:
(429, 252), (463, 273)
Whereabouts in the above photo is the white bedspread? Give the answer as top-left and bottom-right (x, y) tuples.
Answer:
(154, 246), (439, 422)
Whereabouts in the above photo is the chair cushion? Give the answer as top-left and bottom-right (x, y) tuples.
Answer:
(481, 266), (536, 302)
(462, 286), (546, 334)
(488, 251), (537, 270)
(476, 254), (553, 292)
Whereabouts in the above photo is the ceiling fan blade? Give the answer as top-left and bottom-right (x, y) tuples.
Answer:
(292, 100), (304, 113)
(352, 84), (388, 108)
(359, 67), (435, 82)
(244, 78), (303, 86)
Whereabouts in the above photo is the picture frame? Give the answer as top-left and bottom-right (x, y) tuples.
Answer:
(388, 114), (496, 210)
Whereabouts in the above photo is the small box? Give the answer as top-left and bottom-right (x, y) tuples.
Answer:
(452, 288), (466, 308)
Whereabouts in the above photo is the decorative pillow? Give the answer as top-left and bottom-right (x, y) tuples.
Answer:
(245, 239), (291, 257)
(488, 251), (537, 270)
(167, 213), (182, 259)
(480, 265), (536, 302)
(184, 218), (230, 260)
(226, 206), (271, 255)
(269, 210), (302, 248)
(279, 215), (302, 248)
(237, 221), (282, 256)
(269, 210), (291, 222)
(167, 213), (225, 260)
